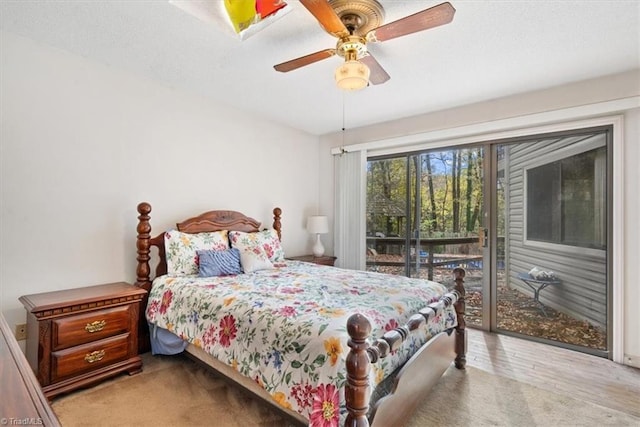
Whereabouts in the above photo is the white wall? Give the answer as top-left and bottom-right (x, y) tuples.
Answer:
(319, 70), (640, 367)
(0, 32), (321, 336)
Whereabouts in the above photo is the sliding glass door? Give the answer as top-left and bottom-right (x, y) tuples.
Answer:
(365, 125), (612, 356)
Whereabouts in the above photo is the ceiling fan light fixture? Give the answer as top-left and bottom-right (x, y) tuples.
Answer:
(335, 59), (370, 91)
(276, 1), (456, 88)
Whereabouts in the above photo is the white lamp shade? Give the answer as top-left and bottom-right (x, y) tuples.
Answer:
(335, 60), (370, 91)
(307, 216), (329, 234)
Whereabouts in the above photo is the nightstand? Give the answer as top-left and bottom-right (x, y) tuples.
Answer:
(19, 282), (147, 399)
(287, 255), (337, 266)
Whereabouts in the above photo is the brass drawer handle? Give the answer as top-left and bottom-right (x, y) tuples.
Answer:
(85, 320), (106, 333)
(84, 350), (106, 364)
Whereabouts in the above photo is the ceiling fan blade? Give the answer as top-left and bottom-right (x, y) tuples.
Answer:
(368, 2), (455, 42)
(274, 49), (337, 73)
(361, 54), (390, 85)
(300, 0), (350, 38)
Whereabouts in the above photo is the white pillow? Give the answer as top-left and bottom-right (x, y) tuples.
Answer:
(528, 266), (556, 281)
(229, 229), (285, 262)
(239, 249), (274, 273)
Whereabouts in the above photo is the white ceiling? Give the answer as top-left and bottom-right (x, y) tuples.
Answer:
(1, 1), (639, 136)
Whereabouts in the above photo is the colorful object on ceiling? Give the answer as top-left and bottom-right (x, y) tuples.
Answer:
(170, 0), (291, 40)
(224, 0), (288, 34)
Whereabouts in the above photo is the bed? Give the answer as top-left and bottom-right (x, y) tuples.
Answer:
(133, 202), (467, 427)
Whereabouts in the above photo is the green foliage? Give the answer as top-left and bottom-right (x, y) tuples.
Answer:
(367, 148), (484, 237)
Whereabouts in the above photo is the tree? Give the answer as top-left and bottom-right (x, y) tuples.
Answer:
(469, 148), (483, 231)
(424, 154), (437, 232)
(465, 150), (474, 231)
(367, 148), (485, 237)
(452, 150), (462, 233)
(412, 156), (420, 235)
(366, 158), (407, 236)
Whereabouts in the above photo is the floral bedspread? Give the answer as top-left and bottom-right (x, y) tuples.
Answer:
(146, 261), (457, 426)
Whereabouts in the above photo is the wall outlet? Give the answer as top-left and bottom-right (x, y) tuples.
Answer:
(15, 323), (27, 341)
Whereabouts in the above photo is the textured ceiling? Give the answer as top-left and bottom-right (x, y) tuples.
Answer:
(1, 1), (639, 135)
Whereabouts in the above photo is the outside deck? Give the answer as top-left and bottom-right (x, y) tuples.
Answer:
(366, 239), (606, 351)
(367, 236), (482, 280)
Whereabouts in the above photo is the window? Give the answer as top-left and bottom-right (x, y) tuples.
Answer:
(526, 144), (606, 250)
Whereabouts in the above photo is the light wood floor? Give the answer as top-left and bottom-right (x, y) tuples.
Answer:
(465, 327), (640, 417)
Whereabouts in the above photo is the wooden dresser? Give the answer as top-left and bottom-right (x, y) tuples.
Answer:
(19, 282), (147, 399)
(287, 254), (337, 266)
(0, 313), (60, 426)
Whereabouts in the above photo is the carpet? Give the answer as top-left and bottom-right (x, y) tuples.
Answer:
(52, 353), (639, 427)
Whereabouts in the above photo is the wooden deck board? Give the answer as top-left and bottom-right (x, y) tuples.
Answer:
(466, 327), (640, 417)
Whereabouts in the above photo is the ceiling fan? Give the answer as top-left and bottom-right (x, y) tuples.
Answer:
(274, 0), (456, 90)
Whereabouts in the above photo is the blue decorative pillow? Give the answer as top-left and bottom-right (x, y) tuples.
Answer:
(197, 248), (242, 277)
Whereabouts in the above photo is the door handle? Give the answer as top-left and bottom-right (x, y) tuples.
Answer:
(481, 228), (489, 247)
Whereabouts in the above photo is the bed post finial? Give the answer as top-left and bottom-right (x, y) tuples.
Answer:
(345, 313), (373, 427)
(273, 207), (282, 241)
(135, 202), (152, 292)
(453, 267), (467, 369)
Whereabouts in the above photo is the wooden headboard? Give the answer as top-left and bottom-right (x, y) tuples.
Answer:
(134, 202), (282, 294)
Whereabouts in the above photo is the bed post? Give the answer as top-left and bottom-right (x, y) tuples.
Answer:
(345, 313), (374, 427)
(272, 207), (282, 241)
(453, 267), (467, 369)
(135, 202), (152, 354)
(135, 202), (152, 292)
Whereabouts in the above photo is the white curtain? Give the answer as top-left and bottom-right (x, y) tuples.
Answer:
(334, 150), (367, 270)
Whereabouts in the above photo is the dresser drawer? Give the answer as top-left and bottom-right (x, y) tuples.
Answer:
(52, 305), (131, 350)
(51, 334), (131, 383)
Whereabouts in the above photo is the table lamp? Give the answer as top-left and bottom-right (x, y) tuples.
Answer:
(307, 215), (329, 257)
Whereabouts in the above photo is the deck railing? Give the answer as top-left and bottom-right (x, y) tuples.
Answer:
(366, 236), (482, 280)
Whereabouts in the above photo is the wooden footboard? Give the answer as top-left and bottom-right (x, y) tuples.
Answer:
(345, 268), (467, 427)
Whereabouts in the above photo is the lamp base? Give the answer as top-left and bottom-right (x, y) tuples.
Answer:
(312, 234), (325, 257)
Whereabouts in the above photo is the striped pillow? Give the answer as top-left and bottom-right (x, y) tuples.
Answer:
(197, 248), (242, 277)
